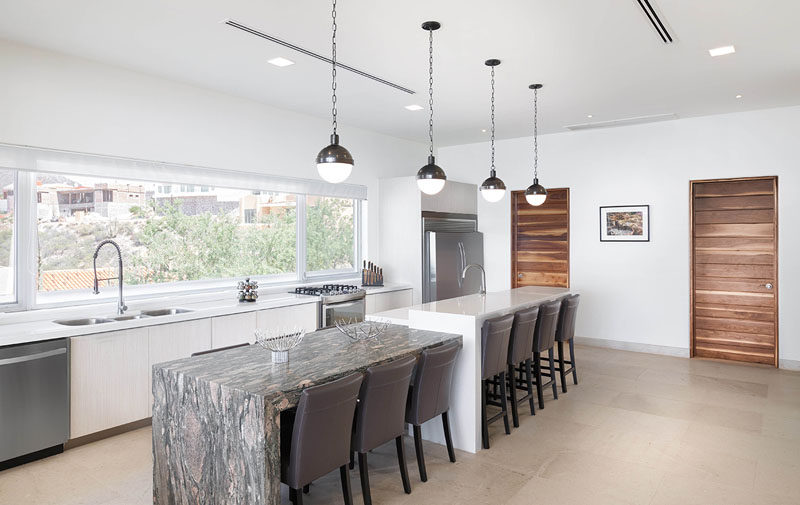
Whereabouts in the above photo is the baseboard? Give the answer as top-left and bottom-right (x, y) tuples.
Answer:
(65, 417), (152, 449)
(779, 359), (800, 371)
(574, 336), (690, 358)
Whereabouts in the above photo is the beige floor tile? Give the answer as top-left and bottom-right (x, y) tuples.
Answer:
(610, 392), (704, 421)
(694, 404), (764, 433)
(650, 471), (792, 505)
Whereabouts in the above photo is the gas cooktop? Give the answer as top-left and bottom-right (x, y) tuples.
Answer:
(291, 284), (366, 304)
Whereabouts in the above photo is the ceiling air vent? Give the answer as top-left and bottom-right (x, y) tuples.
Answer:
(565, 113), (678, 131)
(224, 19), (415, 95)
(635, 0), (673, 44)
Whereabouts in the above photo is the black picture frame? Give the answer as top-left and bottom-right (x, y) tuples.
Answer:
(599, 205), (650, 242)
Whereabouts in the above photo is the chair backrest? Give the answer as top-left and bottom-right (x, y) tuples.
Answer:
(508, 305), (539, 365)
(286, 373), (363, 489)
(533, 300), (561, 353)
(481, 313), (515, 379)
(352, 355), (417, 452)
(555, 294), (580, 342)
(191, 342), (249, 356)
(406, 341), (460, 426)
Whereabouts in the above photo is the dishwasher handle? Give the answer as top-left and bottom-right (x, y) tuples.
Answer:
(0, 348), (67, 367)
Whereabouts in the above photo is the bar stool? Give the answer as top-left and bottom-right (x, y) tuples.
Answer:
(352, 356), (417, 505)
(533, 300), (561, 408)
(405, 341), (460, 482)
(481, 313), (514, 449)
(280, 373), (363, 505)
(506, 306), (539, 428)
(555, 294), (581, 393)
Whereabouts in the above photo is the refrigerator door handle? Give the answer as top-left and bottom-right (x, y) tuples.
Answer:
(457, 241), (466, 288)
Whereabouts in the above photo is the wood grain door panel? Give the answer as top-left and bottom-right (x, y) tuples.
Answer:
(512, 188), (569, 288)
(690, 176), (778, 366)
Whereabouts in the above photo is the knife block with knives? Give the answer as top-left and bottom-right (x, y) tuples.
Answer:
(361, 260), (384, 287)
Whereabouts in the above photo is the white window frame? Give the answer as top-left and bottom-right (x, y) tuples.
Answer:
(0, 169), (20, 308)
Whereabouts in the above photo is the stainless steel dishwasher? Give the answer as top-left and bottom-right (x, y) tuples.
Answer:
(0, 338), (70, 469)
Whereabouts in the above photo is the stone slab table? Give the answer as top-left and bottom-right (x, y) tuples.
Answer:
(152, 324), (461, 505)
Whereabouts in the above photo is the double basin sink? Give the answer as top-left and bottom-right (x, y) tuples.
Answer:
(54, 308), (193, 326)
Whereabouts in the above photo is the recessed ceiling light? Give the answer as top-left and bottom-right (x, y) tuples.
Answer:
(709, 45), (735, 57)
(736, 94), (743, 99)
(481, 129), (487, 133)
(404, 104), (424, 111)
(587, 114), (593, 119)
(267, 57), (295, 67)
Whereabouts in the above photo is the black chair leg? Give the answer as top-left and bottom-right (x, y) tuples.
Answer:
(442, 411), (456, 463)
(349, 450), (354, 469)
(499, 371), (511, 435)
(508, 364), (520, 428)
(548, 348), (558, 400)
(569, 338), (578, 384)
(534, 352), (545, 409)
(358, 452), (372, 505)
(558, 341), (568, 393)
(395, 436), (412, 494)
(303, 484), (310, 494)
(525, 358), (536, 416)
(291, 488), (304, 505)
(340, 465), (353, 505)
(412, 424), (428, 482)
(481, 381), (490, 449)
(290, 488), (297, 504)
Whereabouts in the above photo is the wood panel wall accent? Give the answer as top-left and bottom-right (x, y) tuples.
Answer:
(690, 176), (778, 366)
(511, 188), (569, 288)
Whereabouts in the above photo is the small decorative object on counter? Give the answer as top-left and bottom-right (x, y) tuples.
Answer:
(335, 318), (390, 341)
(238, 277), (259, 302)
(361, 260), (384, 287)
(255, 326), (305, 363)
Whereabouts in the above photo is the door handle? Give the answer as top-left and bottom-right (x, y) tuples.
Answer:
(764, 283), (773, 290)
(517, 273), (523, 279)
(457, 242), (466, 288)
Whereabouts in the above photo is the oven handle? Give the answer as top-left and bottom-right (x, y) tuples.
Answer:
(0, 348), (66, 367)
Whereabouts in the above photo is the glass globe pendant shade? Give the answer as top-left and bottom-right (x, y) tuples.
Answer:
(316, 133), (354, 184)
(480, 170), (507, 202)
(416, 155), (447, 195)
(524, 177), (547, 206)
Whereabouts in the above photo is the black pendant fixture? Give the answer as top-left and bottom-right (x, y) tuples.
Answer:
(316, 0), (354, 184)
(479, 59), (506, 203)
(525, 84), (547, 206)
(416, 21), (447, 195)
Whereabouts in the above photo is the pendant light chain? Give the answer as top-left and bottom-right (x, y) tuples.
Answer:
(533, 87), (539, 179)
(428, 28), (435, 156)
(490, 65), (496, 173)
(331, 0), (338, 135)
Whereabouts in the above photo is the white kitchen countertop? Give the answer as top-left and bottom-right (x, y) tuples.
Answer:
(410, 285), (569, 318)
(359, 283), (412, 295)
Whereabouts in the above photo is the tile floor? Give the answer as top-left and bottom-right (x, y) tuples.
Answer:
(2, 345), (800, 505)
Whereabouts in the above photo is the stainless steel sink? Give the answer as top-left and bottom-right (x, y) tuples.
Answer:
(140, 308), (193, 317)
(54, 317), (114, 326)
(111, 314), (152, 321)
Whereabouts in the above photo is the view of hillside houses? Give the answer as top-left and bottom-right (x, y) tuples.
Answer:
(1, 172), (355, 295)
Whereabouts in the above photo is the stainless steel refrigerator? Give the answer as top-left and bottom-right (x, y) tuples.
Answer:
(422, 214), (484, 303)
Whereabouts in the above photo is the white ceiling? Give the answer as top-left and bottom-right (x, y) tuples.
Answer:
(1, 0), (799, 146)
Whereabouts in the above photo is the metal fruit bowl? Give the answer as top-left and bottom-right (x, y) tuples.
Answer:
(335, 318), (390, 341)
(255, 327), (305, 363)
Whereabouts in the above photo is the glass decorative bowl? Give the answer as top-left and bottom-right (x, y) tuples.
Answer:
(255, 327), (305, 363)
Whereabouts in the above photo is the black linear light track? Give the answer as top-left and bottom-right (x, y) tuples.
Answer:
(636, 0), (673, 43)
(225, 19), (415, 95)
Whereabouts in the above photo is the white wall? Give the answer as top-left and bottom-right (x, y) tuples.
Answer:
(0, 39), (426, 264)
(439, 106), (800, 365)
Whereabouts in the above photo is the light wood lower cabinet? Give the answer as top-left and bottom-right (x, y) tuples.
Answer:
(256, 303), (317, 333)
(366, 289), (413, 315)
(211, 312), (258, 349)
(147, 319), (212, 413)
(70, 328), (150, 439)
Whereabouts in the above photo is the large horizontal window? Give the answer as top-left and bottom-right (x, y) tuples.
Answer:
(0, 144), (364, 310)
(0, 169), (15, 304)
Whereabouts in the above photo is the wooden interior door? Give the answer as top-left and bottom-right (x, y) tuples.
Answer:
(690, 176), (778, 366)
(511, 188), (569, 288)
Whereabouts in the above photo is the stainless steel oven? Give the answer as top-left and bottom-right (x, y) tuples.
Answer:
(291, 284), (367, 329)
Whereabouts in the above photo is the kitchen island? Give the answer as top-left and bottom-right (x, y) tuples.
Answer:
(368, 286), (571, 454)
(151, 324), (460, 505)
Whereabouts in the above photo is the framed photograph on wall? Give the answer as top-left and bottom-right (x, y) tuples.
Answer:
(600, 205), (650, 242)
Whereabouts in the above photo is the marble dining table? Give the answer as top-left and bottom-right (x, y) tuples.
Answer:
(151, 324), (462, 505)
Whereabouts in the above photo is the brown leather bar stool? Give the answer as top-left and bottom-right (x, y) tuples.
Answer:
(533, 300), (561, 408)
(481, 313), (514, 449)
(280, 373), (363, 505)
(506, 306), (539, 428)
(555, 294), (581, 393)
(405, 341), (460, 482)
(352, 356), (417, 505)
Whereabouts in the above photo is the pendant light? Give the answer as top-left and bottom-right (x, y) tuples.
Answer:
(479, 59), (506, 203)
(316, 0), (354, 184)
(416, 21), (447, 195)
(524, 84), (547, 206)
